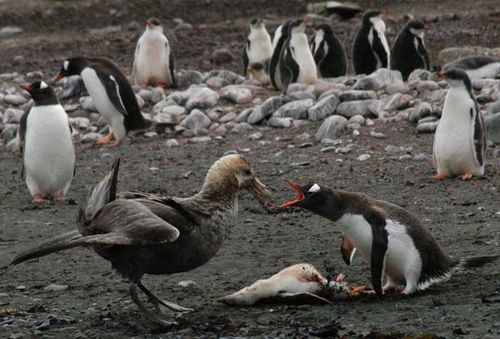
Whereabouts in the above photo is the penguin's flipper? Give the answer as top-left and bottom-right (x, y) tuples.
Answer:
(242, 40), (250, 76)
(363, 207), (389, 296)
(314, 41), (327, 70)
(371, 30), (389, 68)
(131, 42), (140, 83)
(340, 234), (356, 266)
(17, 107), (30, 157)
(96, 72), (129, 117)
(417, 38), (430, 70)
(280, 45), (299, 91)
(471, 105), (486, 167)
(168, 47), (176, 88)
(79, 157), (120, 225)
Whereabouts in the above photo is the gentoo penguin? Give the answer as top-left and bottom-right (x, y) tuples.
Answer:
(11, 155), (273, 326)
(278, 20), (318, 91)
(352, 10), (390, 75)
(281, 180), (498, 296)
(310, 24), (347, 78)
(444, 56), (500, 80)
(269, 20), (293, 90)
(18, 81), (75, 203)
(132, 17), (176, 88)
(55, 57), (151, 147)
(390, 19), (430, 80)
(433, 69), (486, 180)
(247, 62), (270, 85)
(242, 18), (273, 80)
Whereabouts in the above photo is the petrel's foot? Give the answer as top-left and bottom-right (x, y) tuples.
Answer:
(97, 132), (115, 145)
(459, 172), (473, 181)
(433, 173), (448, 180)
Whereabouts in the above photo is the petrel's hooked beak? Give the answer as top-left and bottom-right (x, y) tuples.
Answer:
(281, 179), (305, 209)
(248, 177), (274, 209)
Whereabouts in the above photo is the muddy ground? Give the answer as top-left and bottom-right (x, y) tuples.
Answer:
(1, 0), (500, 338)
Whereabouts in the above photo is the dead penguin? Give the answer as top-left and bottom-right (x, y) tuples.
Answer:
(11, 155), (273, 326)
(433, 69), (486, 180)
(219, 263), (349, 305)
(443, 56), (500, 80)
(132, 17), (176, 88)
(281, 180), (498, 296)
(18, 81), (75, 204)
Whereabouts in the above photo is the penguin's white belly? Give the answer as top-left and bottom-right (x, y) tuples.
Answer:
(248, 33), (273, 64)
(433, 93), (480, 176)
(81, 68), (126, 140)
(24, 105), (75, 196)
(337, 215), (421, 284)
(135, 37), (170, 84)
(291, 35), (317, 84)
(465, 62), (500, 80)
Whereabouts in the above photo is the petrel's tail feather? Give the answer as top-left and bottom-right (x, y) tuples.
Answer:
(460, 255), (499, 268)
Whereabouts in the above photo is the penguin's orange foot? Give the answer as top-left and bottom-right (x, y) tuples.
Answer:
(401, 290), (413, 297)
(459, 173), (473, 181)
(157, 82), (170, 89)
(33, 195), (44, 204)
(105, 141), (121, 148)
(52, 193), (66, 202)
(96, 132), (115, 145)
(433, 173), (448, 180)
(348, 285), (374, 297)
(335, 273), (345, 282)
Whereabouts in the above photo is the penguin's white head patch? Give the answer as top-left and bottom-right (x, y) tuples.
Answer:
(39, 81), (48, 89)
(63, 60), (69, 71)
(370, 16), (386, 34)
(308, 183), (321, 193)
(409, 28), (424, 39)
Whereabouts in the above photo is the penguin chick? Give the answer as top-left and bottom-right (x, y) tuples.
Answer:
(390, 19), (430, 80)
(19, 81), (75, 204)
(243, 18), (273, 78)
(132, 17), (176, 88)
(433, 69), (486, 180)
(310, 24), (347, 78)
(281, 180), (498, 296)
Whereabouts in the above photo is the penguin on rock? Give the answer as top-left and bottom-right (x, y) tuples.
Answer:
(281, 180), (498, 296)
(390, 19), (430, 80)
(18, 81), (75, 203)
(352, 9), (390, 75)
(433, 69), (486, 180)
(132, 17), (175, 88)
(278, 19), (318, 91)
(55, 57), (170, 147)
(310, 23), (347, 78)
(242, 18), (273, 81)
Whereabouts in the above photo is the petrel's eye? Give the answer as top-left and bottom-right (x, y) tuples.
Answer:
(244, 169), (252, 176)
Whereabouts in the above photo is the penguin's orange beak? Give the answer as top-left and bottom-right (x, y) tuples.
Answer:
(281, 179), (305, 209)
(437, 71), (447, 80)
(147, 20), (153, 28)
(20, 85), (32, 92)
(54, 73), (64, 82)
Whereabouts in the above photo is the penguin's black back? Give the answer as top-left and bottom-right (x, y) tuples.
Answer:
(312, 25), (347, 77)
(269, 20), (292, 89)
(352, 24), (378, 74)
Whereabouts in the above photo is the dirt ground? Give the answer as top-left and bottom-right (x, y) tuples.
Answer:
(1, 0), (500, 338)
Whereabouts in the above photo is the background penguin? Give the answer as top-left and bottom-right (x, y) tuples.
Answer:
(18, 81), (75, 204)
(352, 10), (390, 75)
(55, 57), (158, 147)
(132, 17), (175, 88)
(247, 62), (270, 85)
(444, 56), (500, 80)
(242, 18), (273, 80)
(278, 20), (318, 91)
(390, 19), (430, 80)
(281, 180), (498, 296)
(269, 19), (293, 90)
(310, 23), (347, 78)
(433, 69), (486, 180)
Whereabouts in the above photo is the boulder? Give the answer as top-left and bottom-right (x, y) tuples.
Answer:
(273, 99), (314, 119)
(485, 113), (500, 144)
(315, 115), (348, 141)
(180, 109), (211, 129)
(354, 68), (403, 91)
(247, 96), (283, 124)
(307, 94), (340, 121)
(336, 100), (377, 118)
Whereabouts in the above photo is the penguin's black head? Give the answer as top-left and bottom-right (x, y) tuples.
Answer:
(250, 18), (264, 27)
(314, 24), (333, 36)
(437, 68), (472, 93)
(281, 179), (343, 220)
(405, 19), (427, 37)
(147, 17), (161, 28)
(20, 81), (58, 105)
(362, 9), (385, 27)
(288, 19), (306, 35)
(55, 57), (88, 81)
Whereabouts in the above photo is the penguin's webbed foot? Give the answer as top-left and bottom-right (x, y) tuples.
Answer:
(459, 173), (473, 181)
(33, 195), (44, 204)
(157, 82), (170, 89)
(433, 173), (448, 180)
(104, 141), (121, 148)
(96, 132), (115, 145)
(52, 193), (66, 202)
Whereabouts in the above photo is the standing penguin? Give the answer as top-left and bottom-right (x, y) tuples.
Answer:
(269, 20), (293, 90)
(352, 10), (390, 75)
(242, 18), (273, 80)
(281, 180), (498, 296)
(310, 24), (347, 78)
(278, 20), (318, 91)
(55, 57), (152, 147)
(433, 69), (486, 180)
(132, 18), (175, 88)
(390, 19), (430, 80)
(18, 81), (75, 203)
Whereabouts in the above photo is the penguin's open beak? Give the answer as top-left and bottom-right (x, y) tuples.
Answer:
(54, 73), (64, 82)
(281, 179), (305, 209)
(20, 85), (32, 92)
(437, 71), (447, 80)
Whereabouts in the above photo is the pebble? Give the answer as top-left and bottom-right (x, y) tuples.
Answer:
(205, 76), (229, 88)
(385, 145), (400, 154)
(273, 99), (314, 120)
(16, 285), (26, 291)
(354, 68), (403, 91)
(220, 85), (253, 104)
(315, 115), (348, 141)
(44, 284), (68, 292)
(144, 131), (157, 138)
(219, 112), (237, 123)
(268, 117), (292, 128)
(399, 154), (412, 161)
(0, 26), (23, 37)
(175, 70), (203, 89)
(307, 94), (340, 121)
(180, 109), (211, 129)
(4, 94), (28, 106)
(247, 132), (263, 141)
(336, 100), (376, 118)
(369, 130), (386, 139)
(417, 121), (439, 133)
(80, 132), (102, 143)
(189, 136), (211, 143)
(185, 87), (220, 110)
(2, 107), (24, 124)
(320, 146), (336, 152)
(409, 102), (432, 123)
(165, 139), (180, 148)
(413, 153), (429, 161)
(339, 90), (377, 102)
(297, 142), (313, 148)
(178, 280), (196, 288)
(230, 122), (253, 134)
(336, 147), (352, 154)
(321, 138), (343, 146)
(357, 154), (371, 161)
(247, 96), (283, 124)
